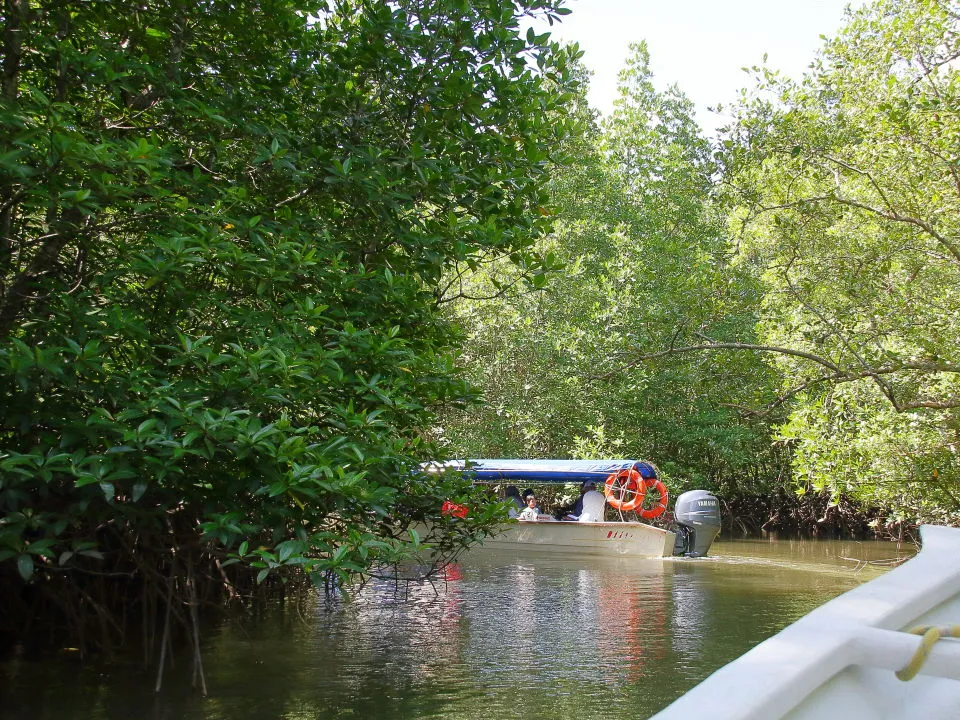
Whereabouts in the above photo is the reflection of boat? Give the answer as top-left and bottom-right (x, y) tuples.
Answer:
(454, 550), (676, 693)
(429, 459), (721, 559)
(652, 524), (960, 720)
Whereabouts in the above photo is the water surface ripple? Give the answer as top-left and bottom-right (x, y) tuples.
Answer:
(1, 538), (913, 720)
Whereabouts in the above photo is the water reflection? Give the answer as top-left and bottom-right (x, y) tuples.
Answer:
(0, 539), (914, 720)
(595, 565), (670, 683)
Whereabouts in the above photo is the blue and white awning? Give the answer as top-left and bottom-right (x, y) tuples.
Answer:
(423, 459), (658, 483)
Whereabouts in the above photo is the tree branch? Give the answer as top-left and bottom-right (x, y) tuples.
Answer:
(779, 151), (960, 264)
(600, 341), (844, 378)
(597, 340), (959, 413)
(2, 0), (26, 102)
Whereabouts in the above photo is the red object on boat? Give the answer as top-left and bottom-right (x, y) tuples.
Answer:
(441, 500), (469, 518)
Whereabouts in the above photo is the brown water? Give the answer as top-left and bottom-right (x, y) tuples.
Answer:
(1, 537), (914, 720)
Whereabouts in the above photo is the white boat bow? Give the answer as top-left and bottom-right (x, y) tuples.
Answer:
(651, 524), (960, 720)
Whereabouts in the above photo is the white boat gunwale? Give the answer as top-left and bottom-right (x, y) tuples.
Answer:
(651, 524), (960, 720)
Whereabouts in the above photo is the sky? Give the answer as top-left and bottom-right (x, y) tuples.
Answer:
(535, 0), (865, 134)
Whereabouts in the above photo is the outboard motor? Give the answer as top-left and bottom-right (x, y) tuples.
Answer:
(672, 490), (721, 557)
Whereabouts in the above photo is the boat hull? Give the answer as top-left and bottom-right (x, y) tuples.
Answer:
(651, 524), (960, 720)
(479, 520), (676, 558)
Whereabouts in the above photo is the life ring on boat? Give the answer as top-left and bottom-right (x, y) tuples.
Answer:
(638, 478), (668, 519)
(604, 469), (645, 512)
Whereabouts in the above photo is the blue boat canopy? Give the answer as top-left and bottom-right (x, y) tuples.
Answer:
(423, 459), (657, 484)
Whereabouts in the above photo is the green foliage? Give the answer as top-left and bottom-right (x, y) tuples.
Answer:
(780, 384), (960, 523)
(439, 45), (784, 496)
(437, 2), (960, 525)
(721, 0), (960, 518)
(0, 0), (578, 639)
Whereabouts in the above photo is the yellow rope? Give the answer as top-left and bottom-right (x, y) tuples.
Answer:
(896, 624), (960, 681)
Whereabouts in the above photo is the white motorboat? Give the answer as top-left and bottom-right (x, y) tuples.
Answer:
(428, 459), (722, 559)
(651, 524), (960, 720)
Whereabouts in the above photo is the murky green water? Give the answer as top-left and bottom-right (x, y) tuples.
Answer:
(1, 537), (914, 720)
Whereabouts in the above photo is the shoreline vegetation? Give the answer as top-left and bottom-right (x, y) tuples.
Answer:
(2, 0), (957, 679)
(719, 493), (917, 544)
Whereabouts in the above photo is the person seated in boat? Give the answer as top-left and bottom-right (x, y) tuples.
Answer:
(560, 480), (597, 521)
(517, 493), (541, 521)
(504, 485), (524, 519)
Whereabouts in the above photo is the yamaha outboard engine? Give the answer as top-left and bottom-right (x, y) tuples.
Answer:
(672, 490), (721, 557)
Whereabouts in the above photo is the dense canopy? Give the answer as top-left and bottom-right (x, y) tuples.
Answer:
(0, 0), (578, 651)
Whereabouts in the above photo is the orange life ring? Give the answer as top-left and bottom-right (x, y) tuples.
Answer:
(638, 478), (668, 519)
(604, 469), (645, 512)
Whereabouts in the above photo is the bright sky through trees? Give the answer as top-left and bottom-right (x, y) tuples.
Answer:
(539, 0), (865, 133)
